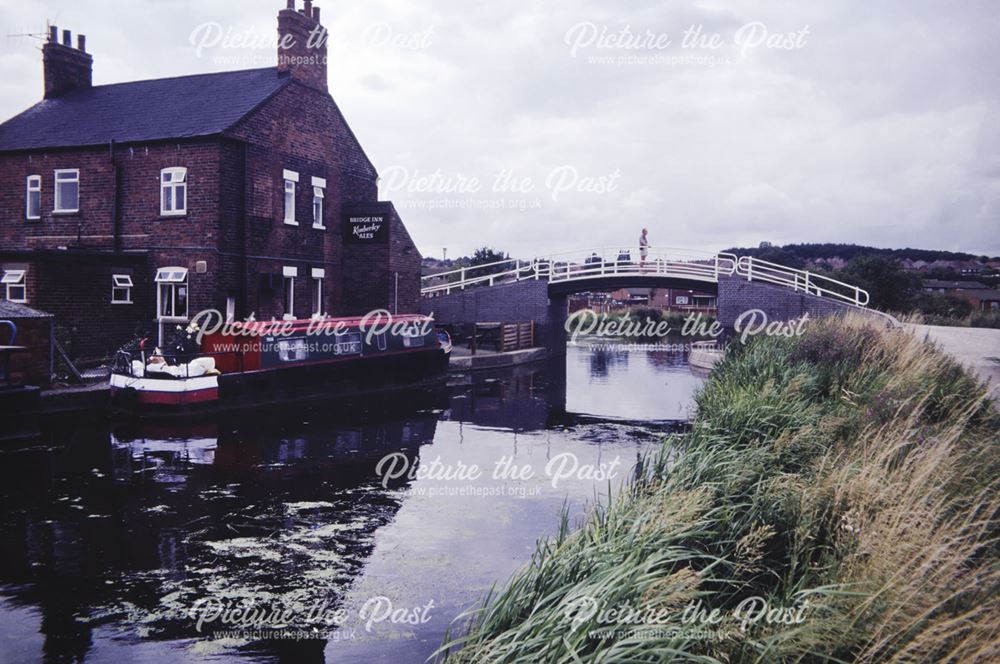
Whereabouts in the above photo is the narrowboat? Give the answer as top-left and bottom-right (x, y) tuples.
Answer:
(110, 315), (449, 412)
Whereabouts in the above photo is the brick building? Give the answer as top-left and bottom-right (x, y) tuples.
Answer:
(607, 287), (717, 312)
(0, 1), (421, 359)
(922, 280), (1000, 312)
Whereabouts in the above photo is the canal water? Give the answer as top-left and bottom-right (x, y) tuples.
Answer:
(0, 342), (704, 663)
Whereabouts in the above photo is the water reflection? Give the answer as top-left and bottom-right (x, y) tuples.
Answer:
(567, 341), (703, 422)
(0, 344), (701, 663)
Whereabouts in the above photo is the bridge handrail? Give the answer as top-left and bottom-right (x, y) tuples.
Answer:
(546, 252), (736, 284)
(419, 247), (871, 310)
(735, 256), (870, 306)
(421, 247), (737, 295)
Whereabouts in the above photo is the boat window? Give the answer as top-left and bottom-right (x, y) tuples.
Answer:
(277, 338), (309, 362)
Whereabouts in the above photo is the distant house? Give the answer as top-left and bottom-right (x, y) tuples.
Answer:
(922, 280), (1000, 312)
(0, 1), (421, 358)
(807, 257), (847, 271)
(606, 287), (716, 312)
(649, 288), (716, 312)
(610, 288), (650, 307)
(922, 280), (989, 293)
(567, 292), (612, 314)
(900, 259), (928, 272)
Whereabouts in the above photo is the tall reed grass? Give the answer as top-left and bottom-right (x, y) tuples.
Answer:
(437, 315), (999, 663)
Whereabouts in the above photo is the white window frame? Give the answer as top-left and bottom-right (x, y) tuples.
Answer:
(283, 169), (299, 225)
(160, 167), (188, 216)
(54, 168), (80, 213)
(2, 270), (27, 303)
(26, 175), (41, 220)
(155, 267), (189, 320)
(225, 295), (236, 322)
(111, 274), (134, 304)
(282, 266), (297, 320)
(311, 176), (326, 229)
(311, 267), (325, 316)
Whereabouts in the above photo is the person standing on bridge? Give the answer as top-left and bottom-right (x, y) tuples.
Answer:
(639, 228), (649, 268)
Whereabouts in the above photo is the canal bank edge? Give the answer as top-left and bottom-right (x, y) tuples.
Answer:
(448, 347), (548, 372)
(439, 315), (999, 663)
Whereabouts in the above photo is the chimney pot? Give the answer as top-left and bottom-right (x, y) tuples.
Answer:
(277, 0), (327, 91)
(286, 0), (295, 8)
(44, 26), (93, 98)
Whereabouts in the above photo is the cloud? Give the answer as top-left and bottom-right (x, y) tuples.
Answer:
(1, 0), (997, 257)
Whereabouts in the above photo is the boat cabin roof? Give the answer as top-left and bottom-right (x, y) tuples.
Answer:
(215, 314), (433, 336)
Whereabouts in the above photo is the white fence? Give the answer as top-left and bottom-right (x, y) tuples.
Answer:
(421, 247), (737, 296)
(420, 247), (870, 308)
(734, 256), (869, 306)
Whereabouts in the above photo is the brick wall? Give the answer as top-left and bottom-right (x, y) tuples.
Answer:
(0, 313), (53, 388)
(228, 80), (380, 319)
(0, 141), (223, 254)
(420, 279), (567, 350)
(0, 252), (152, 359)
(341, 202), (422, 315)
(0, 140), (219, 355)
(388, 208), (422, 313)
(0, 147), (116, 250)
(0, 76), (423, 354)
(423, 275), (894, 354)
(717, 276), (893, 327)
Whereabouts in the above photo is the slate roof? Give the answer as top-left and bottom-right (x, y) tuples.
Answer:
(922, 280), (988, 290)
(0, 300), (52, 319)
(0, 67), (291, 151)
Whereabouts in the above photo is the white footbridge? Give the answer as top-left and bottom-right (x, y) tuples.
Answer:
(420, 247), (870, 307)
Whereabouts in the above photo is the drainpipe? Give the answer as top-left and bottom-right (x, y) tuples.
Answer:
(110, 139), (121, 252)
(394, 272), (399, 314)
(241, 142), (249, 318)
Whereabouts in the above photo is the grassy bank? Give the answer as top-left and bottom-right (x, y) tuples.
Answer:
(439, 316), (1000, 663)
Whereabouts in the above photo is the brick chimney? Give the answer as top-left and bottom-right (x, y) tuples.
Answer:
(277, 0), (328, 92)
(43, 25), (93, 98)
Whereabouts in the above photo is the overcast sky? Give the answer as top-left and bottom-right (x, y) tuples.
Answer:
(1, 0), (997, 258)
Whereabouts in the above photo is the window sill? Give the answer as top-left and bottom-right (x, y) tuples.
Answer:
(25, 217), (41, 222)
(284, 219), (299, 226)
(111, 301), (134, 305)
(159, 212), (188, 219)
(52, 210), (80, 216)
(312, 224), (326, 230)
(6, 300), (28, 305)
(282, 314), (296, 321)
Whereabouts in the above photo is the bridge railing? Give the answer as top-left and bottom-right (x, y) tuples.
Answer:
(421, 247), (737, 295)
(735, 256), (870, 306)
